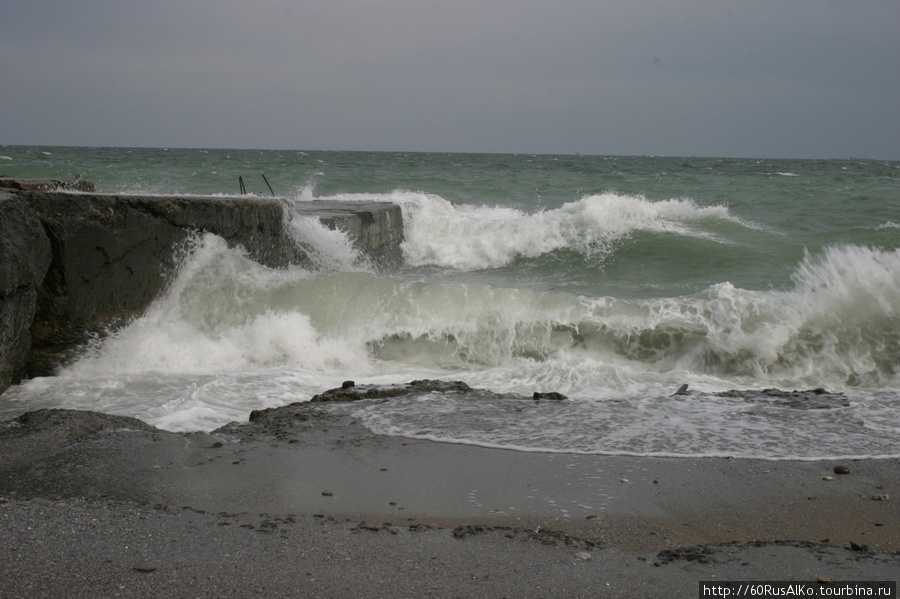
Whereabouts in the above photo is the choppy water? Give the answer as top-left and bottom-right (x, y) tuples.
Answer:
(2, 146), (899, 459)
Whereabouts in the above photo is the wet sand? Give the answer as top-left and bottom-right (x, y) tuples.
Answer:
(1, 404), (898, 597)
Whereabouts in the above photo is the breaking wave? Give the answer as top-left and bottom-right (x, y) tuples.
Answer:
(315, 190), (745, 271)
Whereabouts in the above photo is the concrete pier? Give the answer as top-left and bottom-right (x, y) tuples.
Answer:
(0, 178), (403, 393)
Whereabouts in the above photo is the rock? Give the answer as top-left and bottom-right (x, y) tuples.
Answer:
(656, 545), (716, 565)
(248, 408), (274, 422)
(310, 379), (474, 403)
(713, 387), (849, 409)
(672, 383), (690, 396)
(822, 476), (834, 481)
(242, 379), (566, 437)
(870, 494), (889, 501)
(8, 408), (157, 438)
(574, 551), (592, 561)
(132, 563), (158, 573)
(532, 391), (567, 400)
(833, 465), (850, 475)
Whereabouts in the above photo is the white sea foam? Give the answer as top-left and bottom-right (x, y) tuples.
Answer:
(345, 244), (900, 458)
(1, 229), (897, 456)
(287, 215), (369, 272)
(351, 388), (900, 460)
(317, 190), (738, 271)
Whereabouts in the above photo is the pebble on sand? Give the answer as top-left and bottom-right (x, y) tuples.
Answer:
(132, 564), (157, 573)
(575, 551), (592, 561)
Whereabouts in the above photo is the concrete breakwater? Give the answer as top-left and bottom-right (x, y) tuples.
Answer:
(0, 178), (403, 394)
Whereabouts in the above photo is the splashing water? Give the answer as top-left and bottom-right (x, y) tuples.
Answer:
(1, 149), (898, 459)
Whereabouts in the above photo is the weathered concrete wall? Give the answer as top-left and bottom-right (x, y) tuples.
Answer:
(0, 180), (404, 393)
(24, 192), (306, 356)
(0, 176), (96, 193)
(0, 193), (53, 390)
(294, 200), (404, 268)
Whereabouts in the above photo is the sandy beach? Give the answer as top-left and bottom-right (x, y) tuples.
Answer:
(1, 402), (898, 598)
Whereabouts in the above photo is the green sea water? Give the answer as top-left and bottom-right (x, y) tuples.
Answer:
(1, 146), (898, 459)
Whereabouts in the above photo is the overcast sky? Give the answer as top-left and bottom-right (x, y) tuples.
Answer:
(2, 1), (898, 159)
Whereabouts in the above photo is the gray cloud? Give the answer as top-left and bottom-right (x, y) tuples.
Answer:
(2, 0), (898, 159)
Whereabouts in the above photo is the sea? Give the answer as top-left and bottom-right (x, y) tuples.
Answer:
(1, 146), (898, 460)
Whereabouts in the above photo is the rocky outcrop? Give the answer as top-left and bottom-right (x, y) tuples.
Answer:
(672, 384), (849, 409)
(712, 387), (849, 409)
(245, 379), (570, 428)
(5, 408), (158, 440)
(309, 379), (477, 403)
(0, 180), (404, 393)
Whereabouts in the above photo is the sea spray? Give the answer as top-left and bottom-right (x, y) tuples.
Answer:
(286, 215), (370, 272)
(322, 190), (742, 270)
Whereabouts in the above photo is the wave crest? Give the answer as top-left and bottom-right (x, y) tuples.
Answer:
(398, 191), (736, 270)
(309, 190), (741, 271)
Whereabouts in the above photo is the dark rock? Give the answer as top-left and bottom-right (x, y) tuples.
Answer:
(132, 564), (158, 573)
(4, 408), (157, 440)
(453, 524), (489, 539)
(833, 465), (850, 475)
(532, 391), (567, 400)
(672, 383), (690, 396)
(233, 380), (552, 441)
(656, 545), (716, 564)
(248, 408), (272, 422)
(310, 379), (474, 403)
(341, 380), (355, 389)
(713, 388), (849, 409)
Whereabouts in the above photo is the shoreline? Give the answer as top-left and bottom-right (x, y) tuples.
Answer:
(2, 402), (898, 597)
